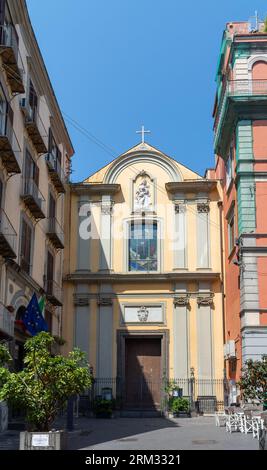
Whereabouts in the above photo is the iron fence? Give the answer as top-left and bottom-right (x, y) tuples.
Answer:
(76, 376), (226, 416)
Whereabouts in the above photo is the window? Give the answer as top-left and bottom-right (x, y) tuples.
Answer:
(226, 147), (234, 189)
(49, 193), (56, 219)
(48, 129), (62, 171)
(128, 221), (158, 272)
(227, 209), (235, 255)
(20, 217), (32, 274)
(28, 80), (38, 120)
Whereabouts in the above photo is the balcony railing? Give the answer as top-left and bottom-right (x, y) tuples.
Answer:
(0, 113), (21, 173)
(0, 24), (25, 94)
(19, 254), (31, 275)
(0, 302), (14, 337)
(214, 79), (267, 145)
(0, 208), (17, 258)
(47, 217), (64, 249)
(45, 153), (66, 193)
(21, 178), (46, 219)
(20, 99), (48, 154)
(45, 279), (63, 306)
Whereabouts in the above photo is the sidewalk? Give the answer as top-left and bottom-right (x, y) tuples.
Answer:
(0, 416), (259, 450)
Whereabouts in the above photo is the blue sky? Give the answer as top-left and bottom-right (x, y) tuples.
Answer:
(27, 1), (267, 182)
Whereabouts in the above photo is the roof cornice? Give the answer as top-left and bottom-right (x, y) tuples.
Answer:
(165, 180), (218, 193)
(70, 183), (121, 195)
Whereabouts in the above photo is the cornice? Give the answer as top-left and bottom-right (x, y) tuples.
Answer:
(166, 180), (218, 193)
(64, 271), (221, 283)
(70, 183), (121, 195)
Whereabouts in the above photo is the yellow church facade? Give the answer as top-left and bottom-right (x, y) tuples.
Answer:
(63, 141), (224, 411)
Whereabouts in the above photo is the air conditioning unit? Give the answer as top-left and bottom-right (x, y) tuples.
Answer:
(224, 343), (229, 359)
(224, 340), (236, 359)
(45, 153), (56, 170)
(228, 339), (236, 359)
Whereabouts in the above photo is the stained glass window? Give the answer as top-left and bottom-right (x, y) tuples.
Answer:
(129, 221), (157, 271)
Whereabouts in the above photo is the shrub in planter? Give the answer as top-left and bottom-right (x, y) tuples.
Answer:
(0, 332), (93, 449)
(169, 397), (190, 417)
(93, 397), (116, 418)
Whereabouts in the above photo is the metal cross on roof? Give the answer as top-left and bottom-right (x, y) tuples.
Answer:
(136, 125), (151, 144)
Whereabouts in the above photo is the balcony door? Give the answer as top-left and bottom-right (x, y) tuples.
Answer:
(24, 150), (39, 190)
(49, 193), (56, 219)
(28, 80), (38, 120)
(46, 250), (54, 294)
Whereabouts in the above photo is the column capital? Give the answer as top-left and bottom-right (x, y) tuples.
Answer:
(173, 294), (190, 307)
(197, 293), (214, 306)
(197, 202), (210, 213)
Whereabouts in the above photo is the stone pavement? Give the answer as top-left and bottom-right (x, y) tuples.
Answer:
(0, 417), (259, 450)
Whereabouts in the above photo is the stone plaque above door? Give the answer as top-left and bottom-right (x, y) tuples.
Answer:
(122, 304), (164, 325)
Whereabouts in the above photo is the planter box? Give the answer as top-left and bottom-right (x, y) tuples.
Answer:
(166, 411), (190, 419)
(19, 430), (67, 450)
(0, 401), (8, 433)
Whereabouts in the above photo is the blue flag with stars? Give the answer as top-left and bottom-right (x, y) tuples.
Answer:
(23, 293), (48, 336)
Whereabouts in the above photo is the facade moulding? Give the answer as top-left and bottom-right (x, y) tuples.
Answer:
(166, 181), (217, 193)
(70, 184), (121, 195)
(196, 293), (215, 307)
(64, 272), (221, 283)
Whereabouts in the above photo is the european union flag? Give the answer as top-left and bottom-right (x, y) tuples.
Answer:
(23, 293), (48, 336)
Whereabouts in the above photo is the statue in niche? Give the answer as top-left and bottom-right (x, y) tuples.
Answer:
(135, 179), (151, 210)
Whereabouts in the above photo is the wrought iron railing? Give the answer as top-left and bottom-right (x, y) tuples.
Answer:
(214, 79), (267, 141)
(47, 217), (64, 246)
(0, 23), (25, 76)
(21, 178), (45, 214)
(75, 376), (225, 416)
(0, 112), (21, 168)
(0, 208), (17, 253)
(45, 279), (63, 304)
(0, 301), (14, 337)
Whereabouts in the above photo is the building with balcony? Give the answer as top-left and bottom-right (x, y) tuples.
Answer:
(213, 19), (267, 396)
(63, 141), (225, 413)
(0, 1), (74, 362)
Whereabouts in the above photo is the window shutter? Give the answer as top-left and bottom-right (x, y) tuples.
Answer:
(33, 163), (39, 186)
(47, 251), (54, 281)
(0, 0), (6, 26)
(0, 178), (3, 208)
(48, 127), (52, 153)
(49, 193), (56, 218)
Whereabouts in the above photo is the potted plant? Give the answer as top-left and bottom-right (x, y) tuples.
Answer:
(169, 397), (190, 417)
(93, 397), (116, 418)
(0, 332), (93, 449)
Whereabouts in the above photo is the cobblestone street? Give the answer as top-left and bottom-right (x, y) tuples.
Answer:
(0, 417), (259, 450)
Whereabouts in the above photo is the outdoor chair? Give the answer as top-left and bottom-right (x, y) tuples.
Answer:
(240, 411), (253, 434)
(226, 411), (239, 433)
(215, 411), (227, 427)
(252, 416), (264, 440)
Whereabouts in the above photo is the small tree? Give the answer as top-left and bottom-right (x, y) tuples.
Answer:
(264, 17), (267, 33)
(0, 332), (93, 431)
(238, 355), (267, 405)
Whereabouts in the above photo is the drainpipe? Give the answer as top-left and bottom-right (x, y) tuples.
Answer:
(218, 202), (226, 350)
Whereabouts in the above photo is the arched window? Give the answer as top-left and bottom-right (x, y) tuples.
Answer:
(128, 220), (158, 272)
(252, 60), (267, 80)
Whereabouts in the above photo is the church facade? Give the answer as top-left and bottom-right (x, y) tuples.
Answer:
(63, 141), (225, 410)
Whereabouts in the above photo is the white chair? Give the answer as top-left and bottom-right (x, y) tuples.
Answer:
(226, 412), (239, 433)
(242, 411), (253, 434)
(252, 416), (264, 439)
(215, 411), (226, 427)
